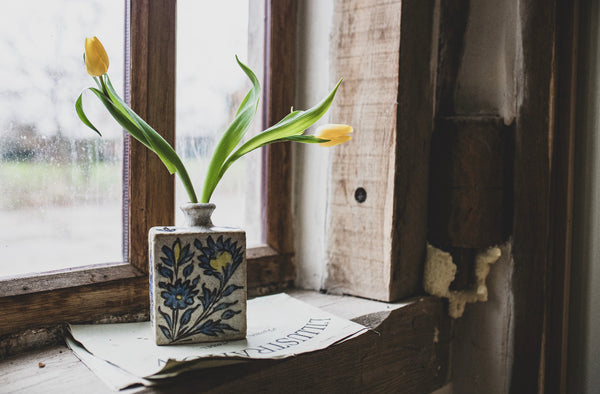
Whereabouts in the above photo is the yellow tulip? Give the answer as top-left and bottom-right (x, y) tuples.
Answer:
(84, 36), (109, 77)
(315, 124), (353, 147)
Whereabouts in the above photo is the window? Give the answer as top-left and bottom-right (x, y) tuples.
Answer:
(0, 0), (295, 338)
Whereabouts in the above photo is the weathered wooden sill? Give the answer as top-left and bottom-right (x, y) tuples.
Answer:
(0, 291), (449, 394)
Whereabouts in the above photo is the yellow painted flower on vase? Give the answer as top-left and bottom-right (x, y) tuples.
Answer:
(315, 124), (353, 147)
(84, 36), (109, 77)
(173, 239), (181, 263)
(211, 251), (233, 272)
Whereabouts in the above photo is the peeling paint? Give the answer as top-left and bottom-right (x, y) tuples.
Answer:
(424, 243), (501, 318)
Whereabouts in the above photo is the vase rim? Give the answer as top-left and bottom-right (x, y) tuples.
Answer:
(180, 202), (216, 209)
(180, 203), (215, 227)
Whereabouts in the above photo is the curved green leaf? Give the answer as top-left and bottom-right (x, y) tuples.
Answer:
(280, 135), (330, 144)
(75, 92), (101, 136)
(85, 87), (152, 150)
(104, 76), (180, 174)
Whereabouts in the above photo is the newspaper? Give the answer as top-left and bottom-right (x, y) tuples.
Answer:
(67, 293), (367, 390)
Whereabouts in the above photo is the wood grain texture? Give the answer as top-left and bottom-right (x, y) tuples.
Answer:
(428, 116), (513, 249)
(129, 0), (176, 273)
(264, 0), (296, 257)
(0, 293), (449, 394)
(435, 0), (470, 116)
(0, 263), (139, 297)
(327, 0), (437, 301)
(510, 1), (557, 392)
(247, 247), (295, 297)
(0, 276), (149, 338)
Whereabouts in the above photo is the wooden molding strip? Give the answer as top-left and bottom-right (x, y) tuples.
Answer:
(0, 276), (149, 338)
(264, 0), (296, 256)
(128, 0), (176, 273)
(0, 263), (139, 297)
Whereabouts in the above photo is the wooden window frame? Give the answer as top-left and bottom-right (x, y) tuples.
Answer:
(0, 0), (296, 339)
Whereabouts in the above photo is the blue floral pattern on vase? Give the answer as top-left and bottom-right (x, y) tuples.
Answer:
(156, 235), (244, 343)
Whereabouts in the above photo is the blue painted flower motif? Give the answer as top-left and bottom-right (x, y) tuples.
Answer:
(195, 235), (244, 283)
(161, 279), (199, 309)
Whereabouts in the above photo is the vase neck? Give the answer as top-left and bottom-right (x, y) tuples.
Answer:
(180, 203), (215, 227)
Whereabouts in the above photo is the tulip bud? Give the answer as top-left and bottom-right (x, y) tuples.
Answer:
(84, 36), (109, 77)
(315, 124), (353, 147)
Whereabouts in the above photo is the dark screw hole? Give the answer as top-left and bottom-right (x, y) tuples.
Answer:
(354, 187), (367, 203)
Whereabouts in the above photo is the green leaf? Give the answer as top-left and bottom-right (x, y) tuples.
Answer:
(85, 87), (152, 150)
(200, 56), (261, 203)
(103, 76), (178, 175)
(281, 135), (330, 144)
(75, 92), (102, 136)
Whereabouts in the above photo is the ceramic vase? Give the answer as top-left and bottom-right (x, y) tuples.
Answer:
(149, 203), (247, 345)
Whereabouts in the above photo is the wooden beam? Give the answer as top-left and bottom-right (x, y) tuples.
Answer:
(428, 116), (513, 249)
(327, 0), (437, 301)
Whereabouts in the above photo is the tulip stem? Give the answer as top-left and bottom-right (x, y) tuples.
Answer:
(100, 76), (108, 95)
(175, 160), (198, 203)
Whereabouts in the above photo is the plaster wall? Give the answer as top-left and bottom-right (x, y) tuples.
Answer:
(453, 0), (517, 122)
(293, 0), (334, 290)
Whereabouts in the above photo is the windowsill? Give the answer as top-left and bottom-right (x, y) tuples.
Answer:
(0, 290), (449, 393)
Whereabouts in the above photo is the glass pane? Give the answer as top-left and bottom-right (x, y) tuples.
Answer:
(176, 1), (263, 246)
(0, 1), (125, 277)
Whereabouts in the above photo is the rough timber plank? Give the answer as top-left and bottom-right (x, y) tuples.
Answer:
(326, 0), (437, 301)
